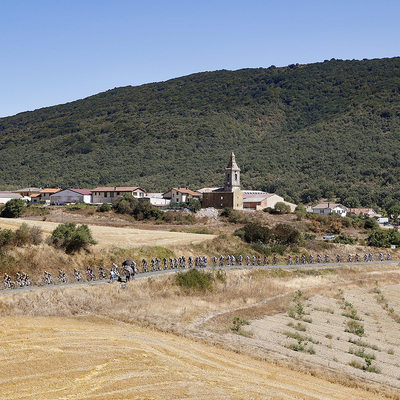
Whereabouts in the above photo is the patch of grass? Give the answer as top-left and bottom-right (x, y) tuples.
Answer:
(215, 268), (226, 283)
(175, 269), (214, 292)
(294, 268), (337, 276)
(284, 331), (319, 344)
(268, 269), (291, 278)
(183, 227), (212, 234)
(348, 347), (376, 360)
(345, 320), (365, 337)
(231, 316), (252, 337)
(287, 322), (306, 331)
(286, 342), (316, 354)
(314, 307), (334, 314)
(341, 308), (362, 321)
(348, 338), (380, 351)
(349, 360), (381, 374)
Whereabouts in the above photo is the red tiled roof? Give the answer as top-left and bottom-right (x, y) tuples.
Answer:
(40, 188), (61, 194)
(173, 188), (200, 196)
(91, 186), (145, 192)
(69, 189), (92, 195)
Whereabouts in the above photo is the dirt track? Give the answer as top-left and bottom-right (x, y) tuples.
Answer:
(0, 316), (388, 399)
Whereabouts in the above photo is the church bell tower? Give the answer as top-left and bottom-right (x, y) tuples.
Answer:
(225, 151), (241, 192)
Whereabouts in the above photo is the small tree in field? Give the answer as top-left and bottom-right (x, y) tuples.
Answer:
(51, 222), (97, 253)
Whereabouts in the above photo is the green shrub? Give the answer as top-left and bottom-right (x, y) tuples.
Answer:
(274, 202), (291, 214)
(364, 218), (379, 230)
(333, 234), (355, 244)
(0, 229), (14, 247)
(272, 224), (302, 246)
(345, 320), (365, 337)
(51, 222), (97, 253)
(112, 194), (139, 214)
(220, 207), (232, 217)
(367, 228), (400, 248)
(1, 199), (26, 218)
(0, 224), (43, 248)
(175, 269), (214, 291)
(231, 316), (250, 333)
(269, 244), (287, 255)
(228, 210), (243, 223)
(243, 223), (271, 244)
(304, 233), (316, 240)
(188, 198), (201, 212)
(98, 202), (111, 212)
(251, 242), (271, 255)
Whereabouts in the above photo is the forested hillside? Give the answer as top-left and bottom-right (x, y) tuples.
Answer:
(1, 57), (400, 208)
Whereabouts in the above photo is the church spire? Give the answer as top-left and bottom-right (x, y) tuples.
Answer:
(225, 151), (240, 192)
(226, 151), (239, 169)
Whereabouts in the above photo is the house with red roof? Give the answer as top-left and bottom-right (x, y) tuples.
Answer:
(163, 188), (201, 204)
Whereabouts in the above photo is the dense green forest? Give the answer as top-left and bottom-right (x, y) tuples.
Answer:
(1, 57), (400, 209)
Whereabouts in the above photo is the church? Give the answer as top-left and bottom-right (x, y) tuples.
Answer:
(200, 152), (244, 210)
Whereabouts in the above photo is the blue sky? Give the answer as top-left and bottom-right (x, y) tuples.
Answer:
(1, 0), (399, 117)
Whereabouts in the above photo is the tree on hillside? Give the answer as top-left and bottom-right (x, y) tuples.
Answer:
(367, 228), (400, 248)
(343, 197), (361, 208)
(274, 202), (291, 214)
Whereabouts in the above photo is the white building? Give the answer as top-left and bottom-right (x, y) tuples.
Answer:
(0, 192), (23, 204)
(310, 203), (347, 217)
(242, 192), (297, 211)
(143, 193), (171, 207)
(50, 189), (92, 205)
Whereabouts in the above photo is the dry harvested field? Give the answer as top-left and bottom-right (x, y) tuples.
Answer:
(1, 263), (400, 399)
(0, 217), (217, 249)
(0, 315), (390, 400)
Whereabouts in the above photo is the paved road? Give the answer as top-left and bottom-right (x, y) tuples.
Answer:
(2, 260), (396, 296)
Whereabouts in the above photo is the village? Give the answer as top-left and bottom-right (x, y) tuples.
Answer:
(0, 152), (385, 221)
